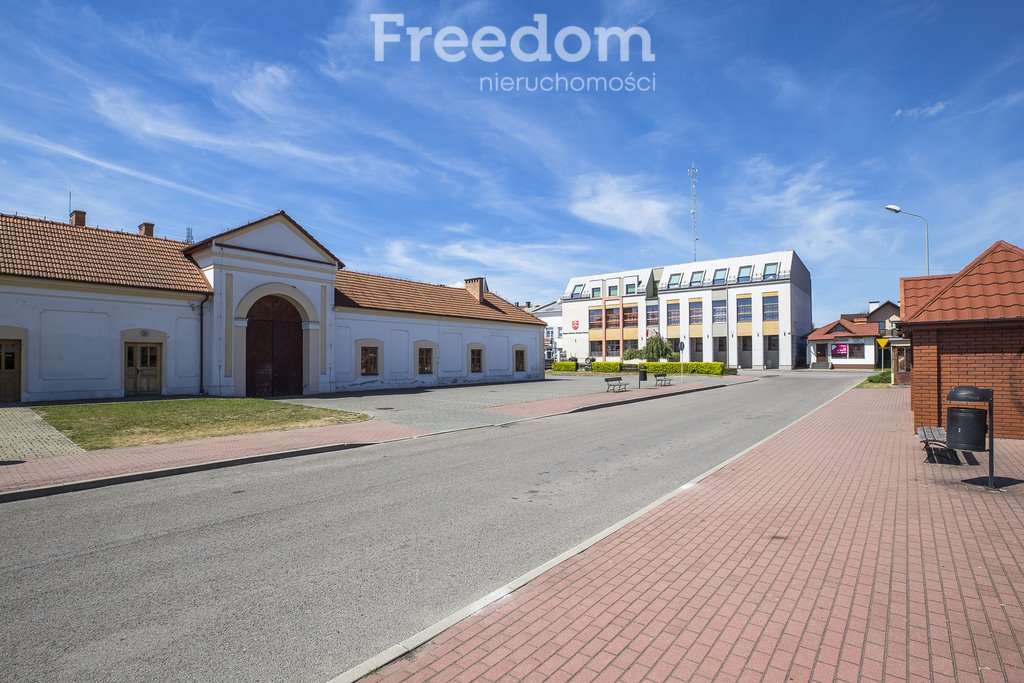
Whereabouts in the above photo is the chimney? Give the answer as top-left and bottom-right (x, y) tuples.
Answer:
(868, 300), (880, 313)
(69, 210), (86, 227)
(139, 222), (155, 237)
(465, 277), (487, 302)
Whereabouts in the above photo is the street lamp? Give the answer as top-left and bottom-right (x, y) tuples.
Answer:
(885, 204), (930, 275)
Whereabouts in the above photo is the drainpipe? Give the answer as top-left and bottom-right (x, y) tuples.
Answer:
(198, 293), (210, 395)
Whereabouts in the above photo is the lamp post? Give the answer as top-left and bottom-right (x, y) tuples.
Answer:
(885, 204), (930, 275)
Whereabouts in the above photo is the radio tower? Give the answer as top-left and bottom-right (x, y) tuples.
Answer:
(688, 163), (698, 262)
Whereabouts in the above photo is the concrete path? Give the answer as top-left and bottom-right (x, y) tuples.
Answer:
(0, 375), (734, 499)
(363, 387), (1024, 683)
(0, 406), (82, 460)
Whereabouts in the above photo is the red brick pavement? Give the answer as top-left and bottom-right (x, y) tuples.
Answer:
(365, 387), (1024, 683)
(0, 419), (427, 494)
(484, 381), (717, 418)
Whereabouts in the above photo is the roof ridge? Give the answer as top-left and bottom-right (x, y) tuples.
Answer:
(1, 211), (191, 246)
(906, 240), (1024, 323)
(338, 268), (459, 289)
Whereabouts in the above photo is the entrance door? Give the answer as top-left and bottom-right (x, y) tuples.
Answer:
(246, 295), (303, 397)
(0, 340), (21, 402)
(815, 343), (828, 363)
(125, 343), (162, 396)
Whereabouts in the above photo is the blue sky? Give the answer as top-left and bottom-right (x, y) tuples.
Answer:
(1, 1), (1021, 324)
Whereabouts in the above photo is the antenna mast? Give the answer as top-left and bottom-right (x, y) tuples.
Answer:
(688, 163), (698, 262)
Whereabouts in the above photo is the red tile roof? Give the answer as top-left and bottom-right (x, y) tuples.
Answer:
(334, 270), (545, 326)
(903, 241), (1024, 324)
(807, 319), (880, 341)
(900, 274), (953, 320)
(0, 212), (211, 294)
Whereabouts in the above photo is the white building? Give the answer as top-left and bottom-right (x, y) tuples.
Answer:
(0, 210), (544, 402)
(558, 251), (812, 370)
(528, 301), (566, 361)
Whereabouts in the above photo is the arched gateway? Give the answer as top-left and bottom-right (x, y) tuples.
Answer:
(245, 295), (303, 397)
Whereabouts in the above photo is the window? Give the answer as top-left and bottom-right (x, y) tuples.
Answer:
(740, 336), (752, 352)
(606, 307), (620, 328)
(763, 295), (779, 322)
(830, 343), (849, 358)
(545, 327), (554, 339)
(608, 285), (619, 296)
(693, 337), (703, 354)
(360, 346), (379, 375)
(766, 336), (779, 351)
(763, 262), (779, 280)
(589, 340), (603, 355)
(689, 301), (703, 325)
(716, 337), (727, 352)
(624, 339), (639, 351)
(623, 306), (638, 327)
(515, 349), (526, 372)
(646, 305), (659, 326)
(712, 300), (727, 323)
(669, 338), (680, 352)
(418, 347), (433, 374)
(606, 340), (620, 356)
(667, 273), (682, 288)
(737, 265), (752, 283)
(713, 268), (728, 285)
(689, 271), (704, 287)
(592, 287), (601, 298)
(849, 344), (865, 359)
(626, 283), (636, 295)
(737, 297), (752, 323)
(667, 303), (680, 325)
(589, 309), (603, 328)
(470, 348), (483, 373)
(571, 284), (584, 298)
(557, 326), (563, 339)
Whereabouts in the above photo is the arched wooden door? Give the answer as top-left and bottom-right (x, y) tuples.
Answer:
(246, 295), (303, 397)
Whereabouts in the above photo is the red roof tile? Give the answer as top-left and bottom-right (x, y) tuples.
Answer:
(0, 213), (211, 294)
(900, 274), (953, 320)
(807, 319), (880, 341)
(903, 241), (1024, 324)
(334, 270), (545, 326)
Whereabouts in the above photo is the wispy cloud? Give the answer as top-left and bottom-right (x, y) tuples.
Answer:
(892, 100), (949, 119)
(569, 173), (683, 239)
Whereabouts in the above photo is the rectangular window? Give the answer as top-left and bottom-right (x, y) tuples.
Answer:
(849, 344), (865, 359)
(623, 306), (638, 327)
(571, 284), (584, 298)
(737, 265), (752, 283)
(712, 300), (727, 323)
(667, 273), (682, 288)
(740, 336), (752, 352)
(766, 335), (779, 351)
(624, 339), (639, 351)
(669, 338), (680, 352)
(589, 340), (603, 355)
(693, 337), (703, 354)
(606, 340), (620, 356)
(606, 307), (620, 328)
(515, 349), (526, 372)
(626, 283), (636, 295)
(763, 263), (779, 280)
(688, 301), (703, 325)
(667, 303), (680, 325)
(360, 346), (379, 376)
(646, 305), (659, 326)
(545, 327), (554, 339)
(589, 309), (603, 328)
(470, 348), (483, 373)
(689, 271), (704, 287)
(713, 268), (728, 285)
(608, 285), (619, 296)
(418, 347), (433, 374)
(763, 295), (779, 322)
(716, 337), (727, 352)
(557, 326), (563, 339)
(737, 297), (752, 322)
(592, 287), (601, 298)
(830, 343), (849, 358)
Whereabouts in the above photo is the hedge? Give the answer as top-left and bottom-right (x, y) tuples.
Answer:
(679, 361), (725, 376)
(723, 366), (738, 375)
(590, 361), (622, 373)
(551, 361), (577, 371)
(644, 362), (682, 374)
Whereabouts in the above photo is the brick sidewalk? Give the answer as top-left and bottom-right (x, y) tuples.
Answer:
(365, 387), (1024, 683)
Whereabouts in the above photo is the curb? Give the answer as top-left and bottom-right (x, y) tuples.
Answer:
(0, 379), (749, 504)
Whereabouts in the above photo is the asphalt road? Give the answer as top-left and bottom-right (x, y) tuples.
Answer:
(0, 372), (864, 682)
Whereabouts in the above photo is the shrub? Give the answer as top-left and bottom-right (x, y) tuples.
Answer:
(591, 361), (622, 373)
(865, 369), (891, 384)
(551, 361), (577, 371)
(622, 348), (644, 361)
(644, 362), (682, 374)
(722, 366), (738, 375)
(680, 361), (725, 375)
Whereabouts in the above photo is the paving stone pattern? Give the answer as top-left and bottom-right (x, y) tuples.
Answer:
(0, 407), (83, 460)
(366, 387), (1024, 683)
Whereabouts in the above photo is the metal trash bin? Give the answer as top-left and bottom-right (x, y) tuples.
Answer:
(639, 366), (648, 381)
(946, 407), (987, 451)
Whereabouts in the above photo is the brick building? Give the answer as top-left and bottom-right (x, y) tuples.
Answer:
(900, 240), (1024, 439)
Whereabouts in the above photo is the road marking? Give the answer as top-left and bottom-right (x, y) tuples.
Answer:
(327, 377), (865, 683)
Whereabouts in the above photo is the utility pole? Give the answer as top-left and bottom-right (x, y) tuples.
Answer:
(689, 163), (698, 262)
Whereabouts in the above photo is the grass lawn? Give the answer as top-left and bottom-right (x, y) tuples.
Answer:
(35, 398), (368, 451)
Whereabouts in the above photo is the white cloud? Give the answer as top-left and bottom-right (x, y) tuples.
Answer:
(892, 100), (949, 119)
(569, 173), (682, 238)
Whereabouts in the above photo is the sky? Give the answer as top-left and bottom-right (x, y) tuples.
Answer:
(0, 1), (1021, 325)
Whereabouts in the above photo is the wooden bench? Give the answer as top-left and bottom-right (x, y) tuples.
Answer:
(654, 373), (673, 387)
(917, 426), (962, 465)
(605, 377), (628, 392)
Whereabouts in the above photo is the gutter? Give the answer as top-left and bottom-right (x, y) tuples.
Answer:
(198, 292), (210, 395)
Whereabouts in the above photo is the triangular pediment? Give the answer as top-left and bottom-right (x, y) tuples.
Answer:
(186, 211), (343, 268)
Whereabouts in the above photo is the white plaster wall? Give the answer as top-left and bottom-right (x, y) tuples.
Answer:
(0, 284), (202, 401)
(332, 312), (543, 390)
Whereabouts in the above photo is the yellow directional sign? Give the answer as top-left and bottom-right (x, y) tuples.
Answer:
(876, 338), (889, 348)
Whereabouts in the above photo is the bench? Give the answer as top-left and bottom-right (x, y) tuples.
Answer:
(917, 426), (962, 465)
(654, 373), (673, 387)
(605, 377), (628, 392)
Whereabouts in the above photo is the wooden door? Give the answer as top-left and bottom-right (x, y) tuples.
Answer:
(245, 295), (303, 397)
(815, 343), (828, 362)
(0, 340), (21, 402)
(125, 343), (162, 396)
